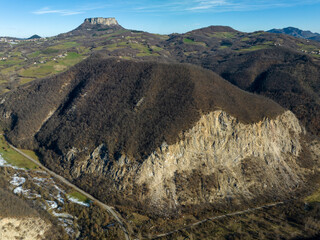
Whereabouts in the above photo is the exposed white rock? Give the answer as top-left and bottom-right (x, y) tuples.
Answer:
(46, 200), (58, 210)
(72, 109), (313, 212)
(84, 17), (119, 26)
(10, 175), (26, 186)
(136, 110), (307, 207)
(52, 211), (73, 218)
(13, 186), (29, 195)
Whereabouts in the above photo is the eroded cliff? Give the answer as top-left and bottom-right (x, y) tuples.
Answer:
(71, 109), (312, 213)
(136, 110), (306, 208)
(84, 17), (119, 26)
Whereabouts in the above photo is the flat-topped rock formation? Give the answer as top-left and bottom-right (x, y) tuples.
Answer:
(84, 17), (119, 26)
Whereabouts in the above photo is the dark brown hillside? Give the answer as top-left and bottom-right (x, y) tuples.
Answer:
(207, 48), (320, 136)
(187, 25), (239, 35)
(160, 28), (320, 137)
(0, 56), (283, 170)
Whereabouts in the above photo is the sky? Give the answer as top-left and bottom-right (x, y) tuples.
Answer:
(1, 0), (320, 38)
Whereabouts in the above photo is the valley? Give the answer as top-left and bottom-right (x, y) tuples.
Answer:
(0, 136), (125, 239)
(0, 17), (320, 239)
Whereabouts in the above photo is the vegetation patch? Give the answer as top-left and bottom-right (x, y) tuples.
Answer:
(19, 64), (56, 78)
(150, 46), (163, 52)
(236, 45), (270, 52)
(183, 38), (195, 43)
(262, 41), (274, 45)
(19, 53), (83, 78)
(27, 51), (41, 58)
(210, 32), (237, 38)
(0, 135), (39, 170)
(250, 31), (265, 36)
(0, 59), (24, 66)
(50, 41), (80, 50)
(183, 38), (206, 47)
(19, 149), (40, 162)
(305, 187), (320, 203)
(67, 191), (91, 205)
(19, 78), (35, 85)
(297, 43), (319, 52)
(41, 48), (59, 55)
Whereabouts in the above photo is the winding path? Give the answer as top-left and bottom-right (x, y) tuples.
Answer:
(8, 143), (131, 240)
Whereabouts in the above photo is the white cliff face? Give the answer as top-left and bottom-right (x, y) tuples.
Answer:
(71, 110), (311, 210)
(0, 218), (50, 240)
(136, 110), (307, 207)
(84, 17), (119, 26)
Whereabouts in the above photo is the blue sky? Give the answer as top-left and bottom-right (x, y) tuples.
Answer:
(1, 0), (320, 38)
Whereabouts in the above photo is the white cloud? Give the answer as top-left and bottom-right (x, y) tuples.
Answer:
(32, 0), (320, 16)
(186, 0), (320, 12)
(32, 3), (112, 16)
(33, 7), (83, 16)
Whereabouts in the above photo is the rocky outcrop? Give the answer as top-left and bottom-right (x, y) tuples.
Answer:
(71, 109), (311, 212)
(84, 17), (119, 26)
(0, 217), (50, 240)
(135, 110), (305, 208)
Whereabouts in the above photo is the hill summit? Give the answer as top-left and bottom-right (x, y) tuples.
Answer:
(84, 17), (119, 26)
(60, 17), (123, 37)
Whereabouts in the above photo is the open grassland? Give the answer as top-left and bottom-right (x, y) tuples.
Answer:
(236, 45), (270, 52)
(0, 135), (39, 170)
(207, 32), (238, 39)
(67, 191), (91, 204)
(50, 41), (80, 50)
(297, 43), (319, 52)
(19, 149), (40, 162)
(19, 52), (84, 78)
(183, 38), (207, 47)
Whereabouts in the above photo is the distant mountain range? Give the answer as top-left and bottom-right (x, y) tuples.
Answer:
(268, 27), (320, 41)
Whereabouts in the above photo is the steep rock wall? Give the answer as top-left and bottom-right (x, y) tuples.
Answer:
(72, 110), (309, 211)
(84, 17), (119, 26)
(136, 110), (305, 208)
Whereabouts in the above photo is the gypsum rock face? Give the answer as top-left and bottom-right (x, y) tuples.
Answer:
(71, 110), (309, 212)
(135, 110), (306, 208)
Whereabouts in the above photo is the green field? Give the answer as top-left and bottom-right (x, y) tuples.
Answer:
(237, 45), (270, 52)
(240, 37), (250, 41)
(50, 41), (80, 50)
(19, 149), (40, 162)
(209, 32), (237, 39)
(19, 52), (84, 78)
(0, 135), (39, 170)
(183, 38), (207, 47)
(67, 191), (91, 204)
(297, 43), (319, 52)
